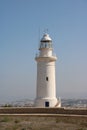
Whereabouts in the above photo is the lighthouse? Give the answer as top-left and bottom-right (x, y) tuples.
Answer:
(35, 33), (61, 107)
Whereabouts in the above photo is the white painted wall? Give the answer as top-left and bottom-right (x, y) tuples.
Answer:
(39, 48), (52, 57)
(36, 61), (56, 98)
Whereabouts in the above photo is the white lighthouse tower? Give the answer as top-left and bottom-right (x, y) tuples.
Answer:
(35, 33), (61, 107)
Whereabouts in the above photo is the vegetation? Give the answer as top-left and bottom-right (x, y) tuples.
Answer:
(0, 115), (87, 130)
(3, 104), (12, 107)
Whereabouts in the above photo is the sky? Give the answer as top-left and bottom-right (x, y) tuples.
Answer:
(0, 0), (87, 103)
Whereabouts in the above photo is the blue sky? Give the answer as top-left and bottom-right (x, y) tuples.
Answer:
(0, 0), (87, 103)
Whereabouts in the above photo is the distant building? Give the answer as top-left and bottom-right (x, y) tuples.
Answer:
(34, 33), (61, 107)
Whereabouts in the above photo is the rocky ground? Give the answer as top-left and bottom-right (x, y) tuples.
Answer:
(0, 115), (87, 130)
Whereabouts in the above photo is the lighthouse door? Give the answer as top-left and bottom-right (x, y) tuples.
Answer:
(45, 102), (49, 107)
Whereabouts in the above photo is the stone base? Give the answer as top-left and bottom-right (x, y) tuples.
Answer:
(34, 97), (61, 108)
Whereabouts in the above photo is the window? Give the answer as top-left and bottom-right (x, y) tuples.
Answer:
(46, 77), (48, 81)
(45, 43), (47, 48)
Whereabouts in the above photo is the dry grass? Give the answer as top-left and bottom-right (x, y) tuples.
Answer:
(0, 115), (87, 130)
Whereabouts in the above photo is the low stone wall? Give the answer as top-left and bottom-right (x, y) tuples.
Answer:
(0, 107), (87, 115)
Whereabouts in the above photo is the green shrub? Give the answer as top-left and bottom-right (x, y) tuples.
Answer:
(21, 128), (26, 130)
(14, 119), (20, 123)
(0, 117), (10, 122)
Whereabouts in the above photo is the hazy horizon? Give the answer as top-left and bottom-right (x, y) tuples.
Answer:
(0, 0), (87, 104)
